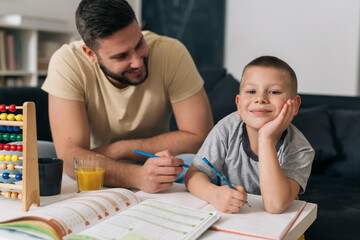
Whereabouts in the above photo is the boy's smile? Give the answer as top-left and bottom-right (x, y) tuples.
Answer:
(236, 66), (296, 131)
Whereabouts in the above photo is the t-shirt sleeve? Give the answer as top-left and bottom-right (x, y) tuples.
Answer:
(41, 44), (87, 102)
(281, 126), (315, 194)
(191, 125), (227, 181)
(163, 39), (204, 103)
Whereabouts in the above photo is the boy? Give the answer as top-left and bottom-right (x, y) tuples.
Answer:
(185, 56), (314, 214)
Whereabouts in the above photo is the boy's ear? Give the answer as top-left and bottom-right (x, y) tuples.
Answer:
(294, 95), (301, 115)
(82, 45), (98, 63)
(235, 94), (241, 114)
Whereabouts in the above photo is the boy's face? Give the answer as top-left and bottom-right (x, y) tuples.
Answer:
(236, 66), (298, 130)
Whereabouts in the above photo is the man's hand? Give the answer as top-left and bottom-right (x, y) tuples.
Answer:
(259, 99), (298, 143)
(139, 150), (185, 193)
(210, 185), (248, 213)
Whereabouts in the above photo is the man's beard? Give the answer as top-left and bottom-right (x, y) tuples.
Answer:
(99, 58), (149, 86)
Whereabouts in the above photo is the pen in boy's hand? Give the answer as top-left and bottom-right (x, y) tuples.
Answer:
(133, 150), (189, 168)
(202, 157), (251, 208)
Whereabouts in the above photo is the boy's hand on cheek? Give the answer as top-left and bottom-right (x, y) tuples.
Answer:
(259, 99), (298, 142)
(211, 185), (247, 214)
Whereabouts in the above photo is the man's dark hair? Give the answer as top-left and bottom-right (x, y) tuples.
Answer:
(75, 0), (137, 51)
(241, 56), (298, 95)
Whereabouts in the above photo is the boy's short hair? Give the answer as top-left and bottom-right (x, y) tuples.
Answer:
(241, 56), (298, 95)
(75, 0), (137, 51)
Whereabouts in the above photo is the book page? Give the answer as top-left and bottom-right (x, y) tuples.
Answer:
(0, 188), (139, 239)
(135, 183), (209, 209)
(202, 194), (307, 240)
(68, 199), (220, 240)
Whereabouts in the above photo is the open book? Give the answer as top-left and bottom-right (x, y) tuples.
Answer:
(0, 188), (220, 240)
(136, 184), (315, 240)
(203, 194), (308, 240)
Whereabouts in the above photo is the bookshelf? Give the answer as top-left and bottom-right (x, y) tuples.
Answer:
(0, 17), (74, 87)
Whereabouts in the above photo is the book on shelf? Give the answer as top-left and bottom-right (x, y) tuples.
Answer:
(0, 30), (21, 71)
(136, 184), (316, 240)
(0, 188), (220, 240)
(5, 33), (15, 71)
(0, 30), (6, 71)
(0, 14), (68, 31)
(5, 77), (25, 87)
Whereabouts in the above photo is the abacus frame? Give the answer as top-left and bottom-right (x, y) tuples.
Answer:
(0, 102), (39, 211)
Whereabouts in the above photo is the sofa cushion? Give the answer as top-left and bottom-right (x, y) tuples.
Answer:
(199, 68), (227, 93)
(292, 106), (337, 164)
(300, 175), (360, 240)
(325, 109), (360, 180)
(207, 73), (239, 124)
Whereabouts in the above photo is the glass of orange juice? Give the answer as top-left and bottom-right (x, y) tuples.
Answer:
(74, 154), (105, 191)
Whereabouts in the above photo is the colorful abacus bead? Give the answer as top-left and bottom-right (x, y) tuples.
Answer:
(7, 114), (15, 121)
(6, 126), (13, 131)
(4, 191), (11, 198)
(11, 192), (18, 199)
(16, 134), (22, 141)
(2, 172), (9, 179)
(13, 126), (20, 132)
(8, 104), (17, 112)
(11, 155), (19, 162)
(0, 113), (7, 120)
(2, 133), (10, 141)
(15, 114), (23, 121)
(0, 162), (6, 170)
(18, 192), (22, 199)
(7, 163), (15, 170)
(0, 105), (6, 112)
(10, 144), (16, 151)
(9, 133), (22, 141)
(0, 126), (6, 131)
(0, 154), (5, 161)
(9, 133), (16, 141)
(0, 144), (3, 150)
(0, 163), (16, 170)
(17, 145), (22, 152)
(15, 173), (22, 180)
(4, 144), (11, 151)
(5, 154), (12, 162)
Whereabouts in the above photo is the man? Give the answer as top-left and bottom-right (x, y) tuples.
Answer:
(41, 0), (213, 193)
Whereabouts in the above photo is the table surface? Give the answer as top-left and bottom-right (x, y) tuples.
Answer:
(0, 173), (317, 240)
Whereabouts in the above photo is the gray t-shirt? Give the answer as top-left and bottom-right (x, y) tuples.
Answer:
(192, 112), (314, 195)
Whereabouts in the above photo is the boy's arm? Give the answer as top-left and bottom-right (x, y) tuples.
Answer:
(185, 166), (248, 213)
(258, 99), (301, 213)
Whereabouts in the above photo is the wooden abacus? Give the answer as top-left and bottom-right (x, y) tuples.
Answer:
(0, 102), (39, 211)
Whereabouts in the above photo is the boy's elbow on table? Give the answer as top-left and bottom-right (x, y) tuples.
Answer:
(263, 199), (292, 214)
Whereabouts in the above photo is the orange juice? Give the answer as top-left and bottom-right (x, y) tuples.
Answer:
(75, 167), (104, 191)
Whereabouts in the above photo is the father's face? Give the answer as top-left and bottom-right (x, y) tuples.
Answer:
(83, 20), (149, 87)
(98, 57), (148, 86)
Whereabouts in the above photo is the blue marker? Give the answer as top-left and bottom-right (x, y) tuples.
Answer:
(202, 157), (251, 207)
(134, 150), (189, 168)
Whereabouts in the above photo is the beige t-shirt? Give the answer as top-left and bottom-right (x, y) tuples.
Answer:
(42, 31), (203, 148)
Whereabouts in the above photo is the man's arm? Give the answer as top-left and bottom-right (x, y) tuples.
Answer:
(93, 88), (214, 160)
(49, 95), (184, 193)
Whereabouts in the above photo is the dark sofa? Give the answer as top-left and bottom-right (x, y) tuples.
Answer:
(0, 69), (359, 239)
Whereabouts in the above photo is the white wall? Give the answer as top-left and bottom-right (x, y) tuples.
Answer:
(0, 0), (81, 35)
(0, 0), (142, 38)
(225, 0), (360, 96)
